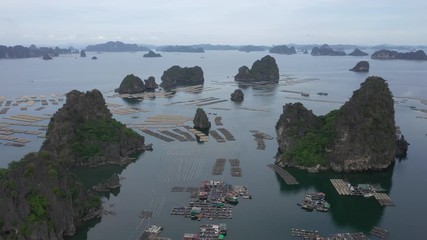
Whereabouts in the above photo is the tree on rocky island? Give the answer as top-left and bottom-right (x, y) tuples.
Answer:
(269, 45), (297, 55)
(0, 89), (147, 239)
(85, 41), (149, 52)
(143, 50), (162, 57)
(160, 65), (204, 89)
(230, 89), (244, 102)
(144, 76), (159, 90)
(311, 44), (346, 56)
(349, 61), (369, 72)
(275, 76), (405, 172)
(41, 89), (146, 166)
(349, 48), (369, 56)
(371, 49), (427, 60)
(116, 74), (146, 94)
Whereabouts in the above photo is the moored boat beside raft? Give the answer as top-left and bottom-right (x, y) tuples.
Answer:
(297, 192), (330, 212)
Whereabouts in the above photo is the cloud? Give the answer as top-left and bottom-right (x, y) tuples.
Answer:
(0, 0), (426, 45)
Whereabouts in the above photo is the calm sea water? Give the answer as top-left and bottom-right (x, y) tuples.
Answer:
(1, 50), (427, 239)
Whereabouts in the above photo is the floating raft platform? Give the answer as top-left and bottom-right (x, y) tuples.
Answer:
(330, 179), (352, 195)
(171, 186), (186, 192)
(183, 125), (208, 142)
(172, 128), (196, 141)
(3, 142), (25, 147)
(231, 167), (242, 177)
(140, 129), (175, 142)
(171, 203), (233, 219)
(185, 187), (199, 193)
(217, 128), (235, 141)
(0, 108), (10, 114)
(255, 137), (266, 150)
(251, 130), (273, 149)
(145, 114), (192, 126)
(4, 114), (47, 123)
(159, 130), (188, 142)
(330, 179), (395, 206)
(291, 228), (368, 240)
(370, 226), (389, 239)
(291, 228), (320, 239)
(139, 210), (153, 218)
(267, 164), (299, 185)
(109, 107), (147, 115)
(228, 158), (240, 167)
(373, 193), (395, 206)
(209, 130), (226, 143)
(212, 158), (226, 175)
(196, 99), (228, 106)
(140, 225), (170, 240)
(214, 116), (223, 126)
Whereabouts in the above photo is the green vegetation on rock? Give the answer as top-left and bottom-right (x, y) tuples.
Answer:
(284, 110), (340, 167)
(276, 76), (397, 172)
(71, 119), (139, 159)
(27, 192), (49, 223)
(234, 55), (279, 82)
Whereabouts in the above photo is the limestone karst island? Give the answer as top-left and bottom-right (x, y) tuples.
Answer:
(0, 40), (424, 240)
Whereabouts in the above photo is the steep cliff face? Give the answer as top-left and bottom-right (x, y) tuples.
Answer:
(0, 152), (100, 240)
(234, 55), (279, 82)
(230, 89), (244, 102)
(0, 89), (145, 239)
(160, 66), (204, 88)
(116, 74), (146, 94)
(276, 76), (398, 172)
(276, 103), (321, 156)
(41, 89), (145, 167)
(330, 77), (396, 171)
(193, 108), (211, 130)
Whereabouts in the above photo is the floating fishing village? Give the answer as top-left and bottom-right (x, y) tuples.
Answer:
(170, 180), (251, 220)
(0, 81), (406, 240)
(1, 42), (426, 240)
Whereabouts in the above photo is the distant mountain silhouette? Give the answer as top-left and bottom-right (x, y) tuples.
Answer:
(85, 41), (149, 52)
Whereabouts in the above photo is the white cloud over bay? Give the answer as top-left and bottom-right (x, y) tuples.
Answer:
(1, 0), (426, 46)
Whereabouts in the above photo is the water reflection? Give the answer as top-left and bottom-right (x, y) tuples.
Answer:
(274, 166), (394, 231)
(71, 152), (143, 189)
(65, 217), (101, 240)
(121, 97), (143, 105)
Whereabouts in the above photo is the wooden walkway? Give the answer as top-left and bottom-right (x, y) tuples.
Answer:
(330, 179), (351, 195)
(373, 193), (395, 206)
(267, 164), (299, 185)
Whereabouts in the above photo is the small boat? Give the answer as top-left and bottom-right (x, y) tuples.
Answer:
(301, 204), (314, 211)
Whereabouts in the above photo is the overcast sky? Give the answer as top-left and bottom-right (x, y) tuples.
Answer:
(1, 0), (426, 46)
